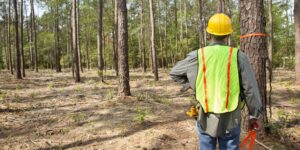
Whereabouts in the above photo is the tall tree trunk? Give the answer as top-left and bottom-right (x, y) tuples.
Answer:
(5, 22), (9, 70)
(140, 0), (146, 72)
(113, 0), (119, 76)
(13, 0), (21, 79)
(72, 0), (80, 82)
(198, 0), (204, 48)
(76, 0), (83, 73)
(226, 0), (233, 46)
(117, 0), (131, 96)
(28, 5), (34, 70)
(184, 0), (188, 56)
(158, 0), (164, 68)
(30, 0), (38, 72)
(149, 0), (159, 81)
(285, 0), (290, 59)
(217, 0), (225, 13)
(174, 0), (178, 64)
(20, 0), (25, 77)
(55, 2), (61, 72)
(240, 0), (268, 126)
(0, 30), (2, 69)
(98, 0), (104, 82)
(86, 32), (90, 70)
(164, 0), (168, 68)
(180, 0), (183, 45)
(295, 0), (300, 84)
(268, 0), (273, 118)
(7, 1), (13, 74)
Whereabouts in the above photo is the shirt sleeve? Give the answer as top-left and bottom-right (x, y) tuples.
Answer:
(169, 50), (198, 89)
(238, 51), (263, 118)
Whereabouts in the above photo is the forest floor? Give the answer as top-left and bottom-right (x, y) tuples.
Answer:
(0, 69), (299, 150)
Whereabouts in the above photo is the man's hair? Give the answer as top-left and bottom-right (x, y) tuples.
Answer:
(212, 35), (228, 41)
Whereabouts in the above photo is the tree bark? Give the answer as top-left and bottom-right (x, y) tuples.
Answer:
(117, 0), (131, 96)
(239, 0), (268, 126)
(7, 1), (13, 74)
(29, 2), (34, 71)
(13, 0), (22, 79)
(226, 0), (233, 46)
(20, 0), (25, 77)
(0, 30), (2, 69)
(72, 0), (80, 82)
(30, 0), (38, 72)
(164, 0), (168, 68)
(217, 0), (225, 13)
(113, 0), (119, 76)
(55, 1), (61, 72)
(0, 29), (2, 69)
(185, 0), (188, 56)
(295, 0), (300, 84)
(198, 0), (204, 48)
(174, 0), (178, 64)
(86, 32), (90, 70)
(268, 0), (273, 118)
(98, 0), (104, 82)
(158, 0), (164, 68)
(140, 0), (146, 72)
(149, 0), (159, 81)
(76, 0), (83, 73)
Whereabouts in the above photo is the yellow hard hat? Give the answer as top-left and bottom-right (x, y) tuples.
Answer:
(206, 13), (233, 36)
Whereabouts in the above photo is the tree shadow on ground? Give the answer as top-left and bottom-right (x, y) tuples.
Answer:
(37, 117), (188, 150)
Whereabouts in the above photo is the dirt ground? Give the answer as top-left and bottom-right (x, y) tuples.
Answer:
(0, 69), (299, 150)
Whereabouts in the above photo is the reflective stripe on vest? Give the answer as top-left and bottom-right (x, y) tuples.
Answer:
(196, 45), (240, 113)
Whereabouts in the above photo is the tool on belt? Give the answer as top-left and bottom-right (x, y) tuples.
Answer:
(186, 106), (199, 119)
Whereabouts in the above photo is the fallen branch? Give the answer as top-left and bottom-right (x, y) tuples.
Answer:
(255, 139), (272, 150)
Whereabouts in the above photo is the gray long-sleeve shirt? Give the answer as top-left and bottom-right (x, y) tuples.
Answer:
(170, 43), (262, 137)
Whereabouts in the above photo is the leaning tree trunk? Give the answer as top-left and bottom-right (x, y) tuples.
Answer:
(239, 0), (268, 127)
(97, 0), (104, 82)
(149, 0), (159, 81)
(72, 0), (80, 82)
(13, 0), (22, 79)
(295, 0), (300, 84)
(117, 0), (131, 96)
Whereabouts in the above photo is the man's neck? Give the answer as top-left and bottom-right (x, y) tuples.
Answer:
(212, 38), (227, 44)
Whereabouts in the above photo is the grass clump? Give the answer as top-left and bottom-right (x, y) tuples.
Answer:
(105, 89), (115, 100)
(71, 112), (87, 123)
(135, 107), (150, 124)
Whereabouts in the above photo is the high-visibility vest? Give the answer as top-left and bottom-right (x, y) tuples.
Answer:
(196, 45), (240, 113)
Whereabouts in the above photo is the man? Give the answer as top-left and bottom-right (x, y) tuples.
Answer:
(170, 13), (262, 150)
